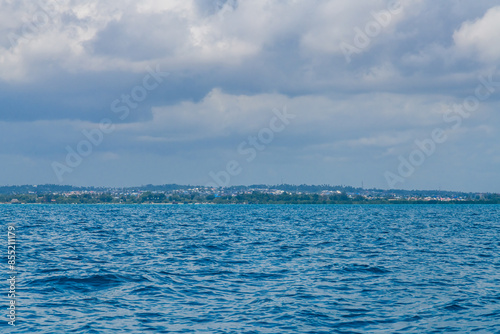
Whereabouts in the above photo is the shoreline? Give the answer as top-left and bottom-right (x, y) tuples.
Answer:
(2, 202), (499, 205)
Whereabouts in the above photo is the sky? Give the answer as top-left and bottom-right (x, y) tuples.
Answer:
(1, 0), (499, 192)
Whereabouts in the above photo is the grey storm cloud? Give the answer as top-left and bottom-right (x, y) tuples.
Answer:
(0, 0), (499, 191)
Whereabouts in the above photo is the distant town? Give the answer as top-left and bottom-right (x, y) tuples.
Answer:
(0, 184), (499, 204)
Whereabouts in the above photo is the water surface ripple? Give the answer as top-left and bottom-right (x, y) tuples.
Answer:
(1, 205), (499, 333)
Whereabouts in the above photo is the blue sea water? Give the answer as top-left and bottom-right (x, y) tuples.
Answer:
(1, 204), (499, 333)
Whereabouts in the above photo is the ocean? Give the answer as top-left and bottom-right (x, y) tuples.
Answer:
(1, 204), (499, 333)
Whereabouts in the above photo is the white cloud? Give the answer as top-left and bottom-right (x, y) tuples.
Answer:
(106, 88), (457, 154)
(454, 6), (500, 62)
(0, 0), (416, 82)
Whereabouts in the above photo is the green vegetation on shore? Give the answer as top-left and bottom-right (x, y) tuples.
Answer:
(2, 191), (500, 205)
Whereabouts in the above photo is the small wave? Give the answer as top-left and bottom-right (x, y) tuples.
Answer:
(340, 263), (390, 274)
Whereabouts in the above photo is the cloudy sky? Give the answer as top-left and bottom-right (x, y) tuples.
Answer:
(1, 0), (499, 192)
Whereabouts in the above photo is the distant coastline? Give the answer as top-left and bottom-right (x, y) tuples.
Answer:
(1, 184), (499, 205)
